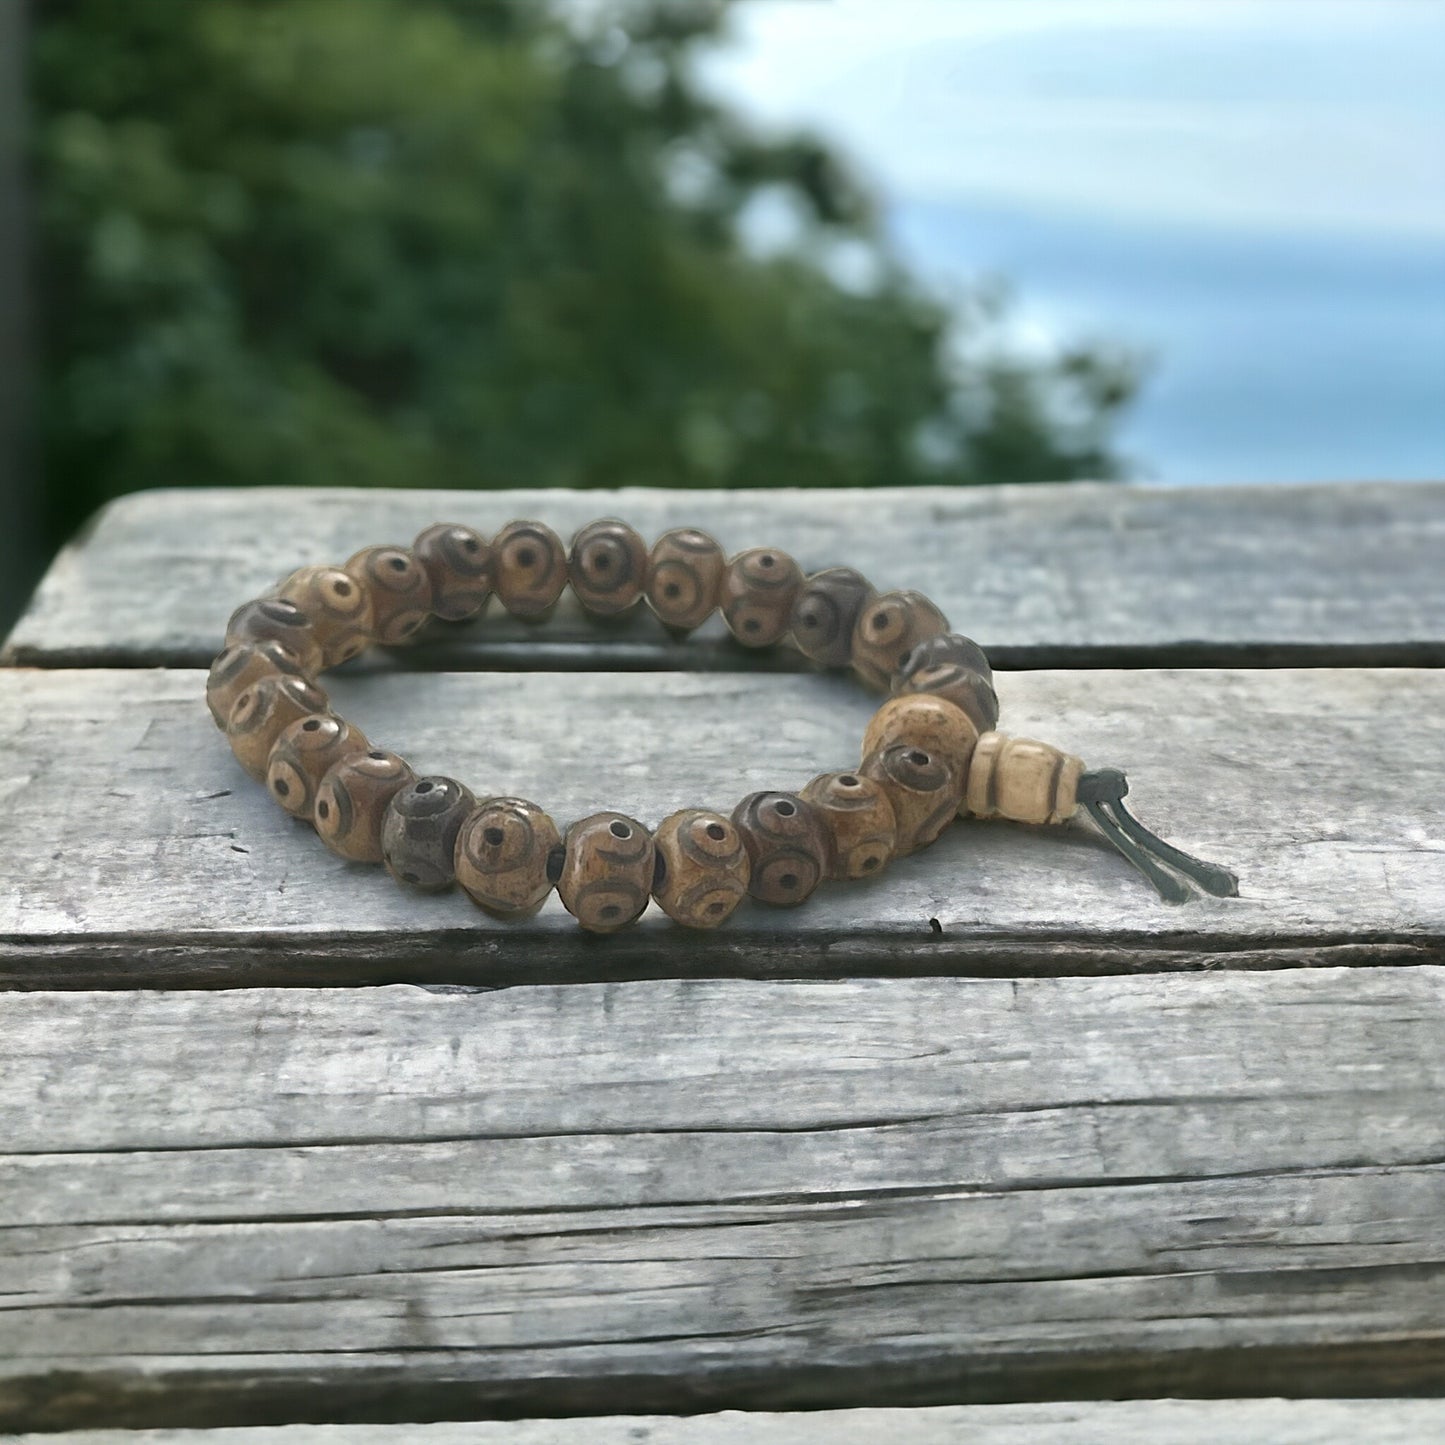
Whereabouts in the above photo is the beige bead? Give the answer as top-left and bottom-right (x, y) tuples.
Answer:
(455, 797), (562, 918)
(651, 809), (751, 928)
(315, 749), (416, 864)
(962, 733), (1085, 826)
(275, 565), (375, 667)
(343, 546), (432, 645)
(861, 694), (979, 775)
(568, 518), (649, 615)
(851, 589), (949, 692)
(224, 597), (324, 676)
(412, 523), (493, 621)
(493, 519), (568, 617)
(730, 791), (830, 906)
(791, 566), (875, 668)
(224, 675), (331, 782)
(205, 640), (309, 729)
(721, 547), (803, 647)
(860, 742), (964, 856)
(801, 771), (897, 881)
(557, 812), (654, 933)
(265, 714), (371, 820)
(647, 528), (725, 631)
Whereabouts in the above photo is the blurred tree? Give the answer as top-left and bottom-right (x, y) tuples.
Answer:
(31, 0), (1140, 547)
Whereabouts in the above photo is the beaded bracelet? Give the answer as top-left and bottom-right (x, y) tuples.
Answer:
(208, 518), (1237, 931)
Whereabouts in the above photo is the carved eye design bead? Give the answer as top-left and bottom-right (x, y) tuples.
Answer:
(275, 565), (376, 667)
(314, 749), (416, 864)
(454, 797), (562, 918)
(266, 714), (371, 820)
(381, 776), (477, 891)
(730, 791), (830, 906)
(651, 809), (751, 928)
(860, 743), (964, 856)
(224, 675), (331, 781)
(646, 528), (726, 632)
(851, 589), (950, 692)
(224, 597), (325, 676)
(206, 640), (309, 729)
(343, 546), (432, 646)
(894, 631), (999, 734)
(801, 771), (897, 881)
(791, 566), (875, 668)
(962, 733), (1085, 827)
(862, 693), (979, 775)
(568, 519), (650, 616)
(413, 523), (493, 622)
(721, 548), (804, 648)
(557, 812), (655, 933)
(493, 519), (568, 618)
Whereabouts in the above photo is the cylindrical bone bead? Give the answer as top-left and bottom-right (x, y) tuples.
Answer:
(801, 771), (898, 881)
(646, 528), (726, 631)
(343, 545), (432, 645)
(651, 809), (751, 928)
(314, 749), (415, 864)
(862, 694), (979, 775)
(721, 547), (804, 647)
(274, 565), (375, 667)
(730, 791), (830, 906)
(962, 733), (1085, 826)
(791, 566), (875, 668)
(206, 640), (309, 729)
(413, 523), (493, 621)
(224, 674), (331, 781)
(557, 812), (655, 933)
(860, 742), (964, 856)
(493, 519), (568, 617)
(568, 519), (649, 616)
(455, 797), (562, 918)
(381, 776), (476, 891)
(893, 632), (999, 734)
(224, 598), (324, 676)
(265, 714), (371, 820)
(851, 589), (949, 692)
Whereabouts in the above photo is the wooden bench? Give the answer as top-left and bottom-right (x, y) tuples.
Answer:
(2, 482), (1443, 1441)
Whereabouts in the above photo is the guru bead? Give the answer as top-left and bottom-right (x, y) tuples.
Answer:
(266, 714), (371, 820)
(730, 791), (830, 907)
(646, 527), (726, 631)
(493, 519), (568, 617)
(801, 771), (897, 881)
(963, 733), (1085, 827)
(381, 776), (477, 891)
(861, 743), (963, 856)
(224, 597), (324, 676)
(721, 547), (804, 647)
(413, 523), (493, 621)
(454, 797), (562, 918)
(791, 566), (874, 668)
(651, 809), (751, 929)
(343, 545), (432, 645)
(314, 749), (416, 863)
(206, 639), (309, 729)
(275, 565), (375, 667)
(557, 812), (655, 933)
(568, 519), (649, 616)
(852, 589), (950, 692)
(224, 675), (331, 781)
(862, 693), (979, 775)
(894, 631), (999, 734)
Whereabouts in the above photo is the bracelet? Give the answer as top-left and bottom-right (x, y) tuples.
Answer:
(208, 517), (1237, 931)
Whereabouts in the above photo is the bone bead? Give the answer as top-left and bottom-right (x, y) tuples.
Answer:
(266, 714), (371, 820)
(963, 733), (1085, 827)
(851, 589), (950, 692)
(894, 632), (999, 734)
(274, 565), (375, 667)
(314, 749), (416, 864)
(861, 742), (964, 856)
(224, 674), (331, 781)
(651, 809), (751, 929)
(646, 528), (726, 631)
(455, 797), (562, 918)
(568, 518), (649, 616)
(801, 771), (898, 881)
(381, 776), (476, 891)
(557, 812), (655, 933)
(224, 598), (324, 676)
(343, 545), (432, 645)
(206, 640), (309, 729)
(413, 523), (493, 621)
(721, 547), (804, 647)
(730, 791), (830, 907)
(862, 694), (979, 775)
(791, 566), (875, 668)
(493, 519), (568, 617)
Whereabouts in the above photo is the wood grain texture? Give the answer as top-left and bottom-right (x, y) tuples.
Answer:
(0, 666), (1441, 987)
(6, 483), (1444, 671)
(1, 970), (1443, 1429)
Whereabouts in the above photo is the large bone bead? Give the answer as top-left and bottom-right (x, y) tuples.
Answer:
(274, 565), (375, 667)
(568, 518), (649, 616)
(651, 809), (751, 929)
(862, 694), (979, 775)
(343, 546), (432, 645)
(721, 547), (804, 647)
(791, 566), (875, 668)
(894, 632), (999, 734)
(861, 742), (964, 856)
(455, 797), (562, 918)
(493, 519), (568, 617)
(381, 776), (476, 891)
(963, 733), (1085, 826)
(266, 714), (371, 820)
(557, 812), (655, 933)
(413, 523), (493, 621)
(851, 589), (949, 692)
(646, 528), (725, 631)
(206, 640), (309, 729)
(224, 675), (331, 781)
(224, 598), (324, 676)
(801, 771), (897, 881)
(730, 791), (830, 907)
(314, 749), (416, 864)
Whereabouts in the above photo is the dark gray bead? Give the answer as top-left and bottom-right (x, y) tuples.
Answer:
(381, 776), (476, 891)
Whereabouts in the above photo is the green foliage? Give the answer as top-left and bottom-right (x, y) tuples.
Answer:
(32, 0), (1140, 543)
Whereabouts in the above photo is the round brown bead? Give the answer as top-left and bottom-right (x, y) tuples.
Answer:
(413, 523), (493, 621)
(266, 714), (371, 820)
(651, 809), (751, 929)
(557, 812), (655, 933)
(862, 694), (979, 775)
(851, 589), (950, 692)
(381, 776), (476, 891)
(275, 565), (375, 667)
(791, 567), (875, 668)
(646, 528), (725, 632)
(730, 791), (830, 907)
(721, 547), (804, 648)
(224, 597), (324, 676)
(801, 771), (897, 881)
(860, 742), (963, 856)
(568, 519), (649, 616)
(343, 546), (432, 646)
(224, 674), (331, 781)
(315, 749), (416, 863)
(206, 640), (309, 729)
(894, 632), (999, 734)
(455, 797), (562, 918)
(493, 519), (568, 618)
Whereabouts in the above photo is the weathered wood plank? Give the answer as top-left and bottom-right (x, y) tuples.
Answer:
(1, 971), (1442, 1429)
(5, 483), (1443, 670)
(0, 666), (1441, 986)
